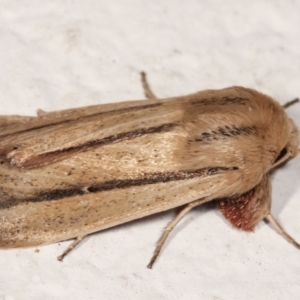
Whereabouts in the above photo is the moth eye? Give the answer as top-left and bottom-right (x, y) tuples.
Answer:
(274, 147), (288, 164)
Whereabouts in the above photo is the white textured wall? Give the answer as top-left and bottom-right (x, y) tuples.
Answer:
(0, 1), (299, 299)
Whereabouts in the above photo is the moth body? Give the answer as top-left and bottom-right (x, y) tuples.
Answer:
(0, 73), (299, 266)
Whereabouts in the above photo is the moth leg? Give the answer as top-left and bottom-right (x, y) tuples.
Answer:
(282, 98), (299, 109)
(140, 71), (158, 100)
(147, 198), (206, 269)
(265, 214), (300, 250)
(57, 235), (88, 261)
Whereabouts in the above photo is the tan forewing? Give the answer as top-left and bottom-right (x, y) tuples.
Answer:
(0, 86), (295, 248)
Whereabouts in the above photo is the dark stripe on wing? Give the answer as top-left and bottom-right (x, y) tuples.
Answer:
(5, 123), (178, 168)
(0, 102), (162, 139)
(0, 166), (238, 209)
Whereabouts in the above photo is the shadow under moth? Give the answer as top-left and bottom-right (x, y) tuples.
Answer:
(0, 72), (299, 268)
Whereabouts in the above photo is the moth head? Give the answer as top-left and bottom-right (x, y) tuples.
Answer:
(271, 117), (299, 169)
(250, 90), (300, 172)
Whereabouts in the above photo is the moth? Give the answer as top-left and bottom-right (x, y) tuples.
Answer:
(0, 72), (299, 268)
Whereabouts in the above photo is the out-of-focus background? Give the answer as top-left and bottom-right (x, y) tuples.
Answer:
(0, 1), (299, 299)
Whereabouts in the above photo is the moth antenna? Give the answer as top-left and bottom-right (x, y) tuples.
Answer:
(282, 98), (299, 109)
(265, 214), (300, 250)
(140, 71), (158, 100)
(147, 198), (206, 269)
(57, 235), (88, 261)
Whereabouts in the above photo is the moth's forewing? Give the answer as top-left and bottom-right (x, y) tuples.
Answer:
(0, 86), (297, 248)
